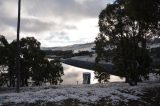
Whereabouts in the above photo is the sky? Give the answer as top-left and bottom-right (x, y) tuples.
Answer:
(0, 0), (113, 47)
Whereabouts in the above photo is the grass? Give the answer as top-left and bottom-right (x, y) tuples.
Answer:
(3, 87), (160, 106)
(140, 87), (160, 105)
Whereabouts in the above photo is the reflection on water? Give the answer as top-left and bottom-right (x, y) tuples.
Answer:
(61, 64), (125, 85)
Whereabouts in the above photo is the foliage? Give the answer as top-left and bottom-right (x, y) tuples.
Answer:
(0, 35), (9, 86)
(125, 0), (160, 25)
(95, 0), (159, 85)
(94, 34), (110, 83)
(94, 63), (110, 83)
(74, 51), (93, 57)
(46, 59), (63, 85)
(0, 36), (64, 87)
(0, 35), (9, 65)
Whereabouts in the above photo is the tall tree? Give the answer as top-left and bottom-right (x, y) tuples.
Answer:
(20, 37), (42, 86)
(8, 37), (42, 87)
(95, 0), (159, 85)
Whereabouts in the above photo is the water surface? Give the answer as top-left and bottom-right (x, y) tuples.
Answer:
(61, 64), (125, 85)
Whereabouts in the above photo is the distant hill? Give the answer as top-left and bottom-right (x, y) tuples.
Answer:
(41, 41), (160, 52)
(41, 42), (95, 53)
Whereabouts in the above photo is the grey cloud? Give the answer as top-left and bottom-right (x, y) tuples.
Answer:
(58, 35), (70, 41)
(46, 31), (70, 41)
(0, 0), (113, 47)
(0, 16), (77, 34)
(20, 18), (54, 33)
(0, 17), (17, 30)
(0, 16), (52, 34)
(56, 32), (70, 41)
(20, 18), (77, 33)
(0, 18), (17, 40)
(0, 0), (17, 17)
(23, 0), (112, 20)
(0, 0), (79, 34)
(48, 37), (86, 45)
(0, 0), (18, 40)
(64, 25), (77, 30)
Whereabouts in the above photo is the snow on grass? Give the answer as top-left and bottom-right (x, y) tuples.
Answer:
(149, 43), (160, 49)
(148, 73), (160, 82)
(0, 82), (160, 105)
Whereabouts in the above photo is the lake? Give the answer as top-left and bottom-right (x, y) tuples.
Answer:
(61, 63), (125, 85)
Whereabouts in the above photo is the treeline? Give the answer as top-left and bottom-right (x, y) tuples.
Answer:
(44, 50), (73, 58)
(0, 35), (63, 87)
(74, 51), (93, 57)
(44, 50), (94, 58)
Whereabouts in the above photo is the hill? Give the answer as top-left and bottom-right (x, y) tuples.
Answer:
(41, 42), (95, 53)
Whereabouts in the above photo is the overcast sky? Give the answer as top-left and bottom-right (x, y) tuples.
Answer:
(0, 0), (113, 47)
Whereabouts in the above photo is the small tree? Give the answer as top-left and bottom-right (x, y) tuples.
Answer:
(7, 37), (64, 86)
(47, 59), (63, 85)
(0, 35), (9, 86)
(94, 63), (110, 83)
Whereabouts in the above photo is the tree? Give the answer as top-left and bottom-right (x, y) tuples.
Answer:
(94, 63), (110, 83)
(95, 0), (159, 85)
(8, 40), (17, 87)
(31, 58), (48, 86)
(0, 36), (64, 87)
(46, 59), (63, 85)
(94, 33), (110, 83)
(20, 37), (42, 86)
(8, 37), (43, 86)
(0, 35), (9, 86)
(125, 0), (160, 25)
(7, 37), (64, 87)
(0, 35), (9, 65)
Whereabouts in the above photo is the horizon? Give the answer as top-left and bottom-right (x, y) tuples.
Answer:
(41, 41), (94, 48)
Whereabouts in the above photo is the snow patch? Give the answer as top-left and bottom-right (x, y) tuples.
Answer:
(0, 83), (160, 105)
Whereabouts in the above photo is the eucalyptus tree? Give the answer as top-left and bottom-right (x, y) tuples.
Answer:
(8, 37), (64, 86)
(95, 0), (159, 85)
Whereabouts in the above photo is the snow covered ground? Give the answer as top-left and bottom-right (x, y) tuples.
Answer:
(0, 82), (160, 106)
